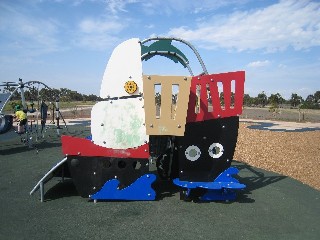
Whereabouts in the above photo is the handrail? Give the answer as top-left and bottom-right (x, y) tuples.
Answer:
(30, 157), (68, 202)
(141, 37), (208, 75)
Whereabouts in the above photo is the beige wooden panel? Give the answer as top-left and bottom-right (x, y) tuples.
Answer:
(143, 75), (192, 136)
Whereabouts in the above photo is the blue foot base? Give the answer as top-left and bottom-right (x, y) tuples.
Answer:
(173, 167), (246, 201)
(200, 189), (237, 201)
(90, 174), (156, 201)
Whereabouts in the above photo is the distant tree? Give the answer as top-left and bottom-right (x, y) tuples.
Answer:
(243, 94), (251, 106)
(290, 93), (303, 108)
(24, 90), (31, 101)
(172, 94), (178, 104)
(2, 85), (15, 93)
(88, 94), (100, 101)
(1, 84), (101, 109)
(314, 91), (320, 102)
(5, 86), (20, 100)
(252, 97), (259, 106)
(219, 92), (224, 106)
(305, 94), (315, 103)
(268, 93), (284, 107)
(301, 95), (313, 109)
(59, 88), (72, 102)
(231, 92), (235, 106)
(257, 91), (268, 107)
(206, 86), (212, 104)
(155, 93), (161, 105)
(301, 92), (320, 109)
(70, 91), (83, 101)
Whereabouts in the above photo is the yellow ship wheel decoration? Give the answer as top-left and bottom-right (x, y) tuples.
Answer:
(124, 81), (138, 94)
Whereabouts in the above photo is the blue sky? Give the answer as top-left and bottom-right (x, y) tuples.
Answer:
(0, 0), (319, 99)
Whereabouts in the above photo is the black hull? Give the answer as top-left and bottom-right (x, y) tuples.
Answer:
(64, 156), (149, 198)
(175, 116), (239, 182)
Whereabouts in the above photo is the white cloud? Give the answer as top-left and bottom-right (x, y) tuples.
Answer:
(145, 24), (155, 29)
(74, 34), (120, 50)
(103, 0), (248, 15)
(75, 17), (126, 50)
(167, 0), (320, 52)
(79, 18), (123, 33)
(105, 0), (140, 14)
(278, 63), (287, 69)
(247, 60), (270, 67)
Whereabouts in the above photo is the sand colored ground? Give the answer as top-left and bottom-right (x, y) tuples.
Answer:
(235, 122), (320, 190)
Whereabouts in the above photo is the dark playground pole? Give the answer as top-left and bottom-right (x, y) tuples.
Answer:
(50, 102), (55, 124)
(56, 97), (60, 126)
(55, 97), (61, 135)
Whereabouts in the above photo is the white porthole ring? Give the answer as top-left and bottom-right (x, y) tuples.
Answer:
(208, 143), (224, 159)
(185, 145), (201, 161)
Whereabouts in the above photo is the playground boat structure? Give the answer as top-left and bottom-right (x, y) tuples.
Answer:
(30, 37), (246, 202)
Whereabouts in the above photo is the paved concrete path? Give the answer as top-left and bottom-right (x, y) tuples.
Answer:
(241, 118), (320, 131)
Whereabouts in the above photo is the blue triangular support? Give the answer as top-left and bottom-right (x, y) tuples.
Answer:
(90, 174), (156, 201)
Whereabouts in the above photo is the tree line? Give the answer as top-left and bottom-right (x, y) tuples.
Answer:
(243, 91), (320, 109)
(2, 87), (102, 103)
(2, 85), (319, 109)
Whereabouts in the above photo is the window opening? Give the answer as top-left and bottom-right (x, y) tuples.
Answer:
(195, 84), (201, 114)
(217, 82), (224, 109)
(206, 83), (213, 112)
(231, 80), (235, 108)
(154, 84), (162, 118)
(171, 84), (179, 119)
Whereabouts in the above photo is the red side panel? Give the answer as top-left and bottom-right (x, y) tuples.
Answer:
(61, 135), (150, 159)
(187, 71), (245, 122)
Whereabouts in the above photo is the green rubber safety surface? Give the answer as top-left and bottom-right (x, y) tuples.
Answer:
(0, 126), (319, 240)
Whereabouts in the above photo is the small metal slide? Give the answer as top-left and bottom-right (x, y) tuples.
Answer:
(30, 157), (68, 202)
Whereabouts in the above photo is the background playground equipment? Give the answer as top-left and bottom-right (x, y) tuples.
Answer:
(30, 37), (246, 202)
(46, 97), (68, 135)
(0, 79), (69, 148)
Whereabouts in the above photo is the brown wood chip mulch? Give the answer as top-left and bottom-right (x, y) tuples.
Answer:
(234, 123), (320, 190)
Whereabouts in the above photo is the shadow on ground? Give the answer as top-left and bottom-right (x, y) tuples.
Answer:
(41, 161), (287, 204)
(0, 141), (62, 155)
(234, 161), (287, 203)
(44, 179), (79, 201)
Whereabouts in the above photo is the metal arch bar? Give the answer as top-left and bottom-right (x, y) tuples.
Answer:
(0, 80), (53, 114)
(141, 37), (208, 75)
(24, 81), (52, 91)
(0, 86), (20, 114)
(141, 51), (194, 76)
